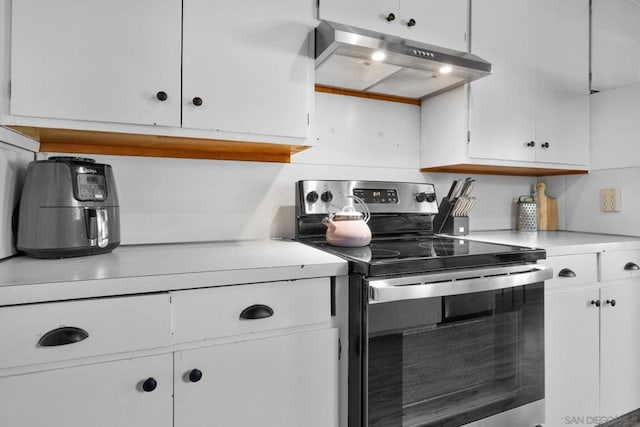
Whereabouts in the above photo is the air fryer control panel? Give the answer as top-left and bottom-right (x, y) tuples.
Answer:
(76, 173), (107, 201)
(47, 157), (110, 202)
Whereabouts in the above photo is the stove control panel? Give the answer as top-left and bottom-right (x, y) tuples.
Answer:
(353, 188), (398, 204)
(296, 180), (439, 215)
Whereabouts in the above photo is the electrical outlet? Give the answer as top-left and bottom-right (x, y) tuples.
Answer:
(600, 188), (622, 212)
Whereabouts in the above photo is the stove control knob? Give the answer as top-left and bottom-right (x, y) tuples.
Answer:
(425, 193), (436, 203)
(415, 192), (427, 203)
(321, 191), (333, 203)
(306, 191), (319, 203)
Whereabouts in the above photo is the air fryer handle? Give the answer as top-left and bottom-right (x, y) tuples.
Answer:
(85, 209), (98, 240)
(85, 208), (109, 248)
(96, 208), (109, 248)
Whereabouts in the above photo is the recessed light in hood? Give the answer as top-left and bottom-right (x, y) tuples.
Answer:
(315, 21), (493, 100)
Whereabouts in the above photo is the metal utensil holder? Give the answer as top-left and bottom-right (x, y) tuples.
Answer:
(433, 199), (469, 236)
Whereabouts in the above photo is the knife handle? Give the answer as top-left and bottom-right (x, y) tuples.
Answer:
(449, 180), (464, 201)
(445, 180), (458, 200)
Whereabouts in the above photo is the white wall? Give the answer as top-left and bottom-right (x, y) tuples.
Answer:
(0, 129), (35, 259)
(2, 93), (535, 246)
(546, 169), (640, 237)
(541, 83), (640, 238)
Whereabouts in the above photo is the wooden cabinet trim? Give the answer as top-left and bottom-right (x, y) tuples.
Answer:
(9, 126), (309, 163)
(420, 163), (589, 177)
(315, 85), (421, 106)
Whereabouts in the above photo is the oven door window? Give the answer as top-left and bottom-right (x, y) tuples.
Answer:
(367, 283), (544, 427)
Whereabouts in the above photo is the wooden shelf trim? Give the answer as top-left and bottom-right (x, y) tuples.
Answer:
(315, 85), (421, 106)
(421, 164), (589, 177)
(9, 126), (310, 163)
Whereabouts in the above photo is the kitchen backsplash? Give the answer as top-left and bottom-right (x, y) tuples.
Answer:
(28, 93), (535, 244)
(3, 93), (537, 246)
(544, 169), (640, 237)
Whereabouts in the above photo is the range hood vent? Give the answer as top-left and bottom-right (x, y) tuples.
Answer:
(315, 21), (492, 100)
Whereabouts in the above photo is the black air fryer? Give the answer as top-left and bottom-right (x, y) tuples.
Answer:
(16, 156), (120, 258)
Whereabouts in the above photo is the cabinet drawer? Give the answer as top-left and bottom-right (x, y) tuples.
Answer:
(171, 278), (331, 344)
(601, 249), (640, 282)
(541, 254), (598, 290)
(0, 294), (171, 370)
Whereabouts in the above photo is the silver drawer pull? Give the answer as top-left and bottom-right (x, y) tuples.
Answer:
(624, 262), (639, 271)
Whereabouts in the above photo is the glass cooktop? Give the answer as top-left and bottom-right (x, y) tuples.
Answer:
(303, 236), (545, 277)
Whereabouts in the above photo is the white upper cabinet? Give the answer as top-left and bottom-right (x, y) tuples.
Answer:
(421, 0), (589, 173)
(10, 0), (182, 126)
(468, 0), (589, 166)
(467, 0), (538, 163)
(8, 0), (313, 147)
(318, 0), (469, 51)
(592, 0), (640, 92)
(530, 0), (590, 166)
(590, 83), (640, 170)
(182, 0), (312, 138)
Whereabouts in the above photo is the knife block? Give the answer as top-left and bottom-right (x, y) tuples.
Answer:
(440, 216), (469, 236)
(433, 199), (469, 236)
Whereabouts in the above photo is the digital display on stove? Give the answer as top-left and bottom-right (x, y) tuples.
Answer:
(353, 188), (398, 204)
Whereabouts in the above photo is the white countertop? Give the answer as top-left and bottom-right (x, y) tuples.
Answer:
(0, 239), (348, 306)
(461, 230), (640, 256)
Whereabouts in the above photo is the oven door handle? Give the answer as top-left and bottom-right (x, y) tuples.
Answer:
(367, 264), (553, 303)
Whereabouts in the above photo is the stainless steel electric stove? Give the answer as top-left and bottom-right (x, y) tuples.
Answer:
(295, 180), (551, 427)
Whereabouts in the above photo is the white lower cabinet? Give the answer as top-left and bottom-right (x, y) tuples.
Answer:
(600, 281), (640, 419)
(171, 277), (339, 427)
(545, 287), (600, 427)
(174, 328), (339, 427)
(0, 278), (339, 427)
(0, 354), (173, 427)
(544, 252), (640, 426)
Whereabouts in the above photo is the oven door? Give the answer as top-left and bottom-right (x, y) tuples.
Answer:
(363, 264), (551, 427)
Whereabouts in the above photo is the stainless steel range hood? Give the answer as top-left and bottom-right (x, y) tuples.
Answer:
(315, 21), (493, 100)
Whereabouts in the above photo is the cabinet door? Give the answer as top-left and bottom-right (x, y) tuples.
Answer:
(174, 328), (339, 427)
(591, 0), (640, 91)
(182, 0), (313, 140)
(318, 0), (401, 36)
(10, 0), (181, 126)
(533, 0), (589, 166)
(468, 0), (588, 166)
(600, 282), (640, 418)
(318, 0), (468, 51)
(399, 0), (468, 51)
(545, 288), (600, 427)
(467, 0), (538, 162)
(590, 83), (640, 170)
(0, 354), (172, 427)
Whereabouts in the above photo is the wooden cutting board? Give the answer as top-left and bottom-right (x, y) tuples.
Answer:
(535, 182), (558, 231)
